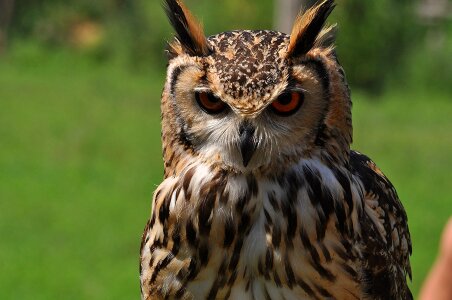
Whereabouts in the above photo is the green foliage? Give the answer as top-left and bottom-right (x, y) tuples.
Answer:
(8, 0), (273, 70)
(8, 0), (450, 94)
(331, 0), (417, 93)
(401, 20), (452, 94)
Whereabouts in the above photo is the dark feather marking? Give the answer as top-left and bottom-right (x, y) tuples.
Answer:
(224, 288), (232, 300)
(264, 208), (272, 225)
(158, 188), (173, 224)
(263, 284), (272, 300)
(297, 278), (317, 298)
(246, 174), (258, 196)
(206, 259), (228, 300)
(240, 212), (251, 234)
(334, 169), (354, 215)
(284, 257), (296, 288)
(169, 65), (187, 96)
(182, 167), (195, 200)
(229, 238), (243, 271)
(282, 193), (297, 248)
(334, 200), (347, 235)
(268, 191), (280, 212)
(300, 229), (323, 267)
(223, 214), (235, 248)
(236, 189), (251, 214)
(178, 126), (193, 151)
(300, 58), (330, 91)
(314, 123), (328, 148)
(185, 219), (198, 248)
(314, 283), (335, 298)
(154, 189), (162, 203)
(303, 166), (332, 240)
(150, 252), (175, 282)
(332, 244), (349, 261)
(319, 242), (332, 262)
(161, 223), (169, 247)
(272, 224), (281, 248)
(176, 267), (188, 281)
(258, 257), (264, 275)
(140, 220), (150, 260)
(311, 258), (336, 282)
(220, 189), (229, 204)
(198, 183), (216, 235)
(341, 262), (358, 278)
(187, 257), (199, 281)
(341, 238), (352, 253)
(245, 278), (251, 291)
(149, 254), (155, 268)
(273, 271), (282, 287)
(171, 225), (181, 256)
(295, 59), (332, 152)
(149, 213), (156, 228)
(227, 270), (238, 286)
(265, 248), (274, 278)
(174, 286), (187, 299)
(199, 242), (209, 266)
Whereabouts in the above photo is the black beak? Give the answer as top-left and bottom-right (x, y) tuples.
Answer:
(239, 121), (257, 167)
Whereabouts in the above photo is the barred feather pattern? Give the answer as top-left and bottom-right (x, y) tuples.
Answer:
(140, 150), (412, 299)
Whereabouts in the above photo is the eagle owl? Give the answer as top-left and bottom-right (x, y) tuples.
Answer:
(140, 0), (412, 299)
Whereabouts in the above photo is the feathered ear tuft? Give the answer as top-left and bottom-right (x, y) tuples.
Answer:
(286, 0), (336, 58)
(164, 0), (211, 57)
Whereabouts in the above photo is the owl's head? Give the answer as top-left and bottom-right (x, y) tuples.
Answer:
(161, 0), (352, 176)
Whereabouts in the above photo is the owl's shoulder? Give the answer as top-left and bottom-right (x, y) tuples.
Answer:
(349, 150), (412, 299)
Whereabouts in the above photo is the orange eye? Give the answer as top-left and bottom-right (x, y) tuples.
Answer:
(270, 92), (303, 116)
(195, 91), (226, 114)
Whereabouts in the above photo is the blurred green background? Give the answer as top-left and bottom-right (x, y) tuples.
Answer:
(0, 0), (451, 299)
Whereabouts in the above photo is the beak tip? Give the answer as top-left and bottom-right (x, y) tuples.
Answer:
(239, 121), (257, 168)
(240, 142), (256, 168)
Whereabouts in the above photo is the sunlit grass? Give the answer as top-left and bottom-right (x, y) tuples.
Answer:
(0, 52), (450, 299)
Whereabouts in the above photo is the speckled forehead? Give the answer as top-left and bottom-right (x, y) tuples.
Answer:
(206, 30), (290, 113)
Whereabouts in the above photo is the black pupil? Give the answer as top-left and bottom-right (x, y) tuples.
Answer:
(208, 94), (219, 103)
(278, 93), (292, 105)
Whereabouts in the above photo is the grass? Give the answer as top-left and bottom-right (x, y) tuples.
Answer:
(0, 49), (450, 299)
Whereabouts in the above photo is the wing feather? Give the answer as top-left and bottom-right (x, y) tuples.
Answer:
(350, 150), (412, 300)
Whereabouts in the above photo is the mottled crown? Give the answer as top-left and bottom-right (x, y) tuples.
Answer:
(207, 30), (289, 113)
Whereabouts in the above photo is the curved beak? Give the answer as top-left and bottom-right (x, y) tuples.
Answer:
(239, 121), (257, 167)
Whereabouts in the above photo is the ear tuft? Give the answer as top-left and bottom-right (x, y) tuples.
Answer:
(164, 0), (211, 57)
(286, 0), (336, 58)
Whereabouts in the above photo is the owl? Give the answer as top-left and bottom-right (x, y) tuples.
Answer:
(140, 0), (412, 299)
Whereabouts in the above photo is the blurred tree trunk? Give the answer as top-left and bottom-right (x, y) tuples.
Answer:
(0, 0), (15, 55)
(274, 0), (319, 33)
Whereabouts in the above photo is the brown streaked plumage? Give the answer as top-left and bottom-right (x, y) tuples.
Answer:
(140, 0), (412, 299)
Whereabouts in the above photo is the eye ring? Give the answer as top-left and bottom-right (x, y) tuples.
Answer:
(195, 91), (227, 114)
(270, 92), (304, 116)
